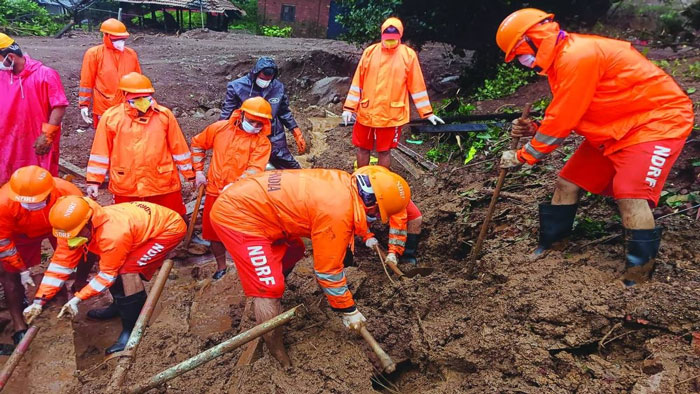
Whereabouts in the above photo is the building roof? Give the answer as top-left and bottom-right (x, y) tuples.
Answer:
(118, 0), (244, 13)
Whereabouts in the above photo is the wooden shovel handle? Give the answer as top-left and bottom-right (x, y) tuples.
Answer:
(184, 185), (205, 247)
(359, 326), (396, 374)
(374, 245), (405, 279)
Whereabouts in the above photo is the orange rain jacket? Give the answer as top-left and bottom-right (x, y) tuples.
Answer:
(35, 199), (185, 303)
(0, 179), (81, 272)
(210, 169), (370, 311)
(343, 18), (434, 128)
(518, 33), (694, 165)
(191, 109), (272, 196)
(360, 210), (408, 256)
(86, 100), (195, 197)
(79, 35), (141, 116)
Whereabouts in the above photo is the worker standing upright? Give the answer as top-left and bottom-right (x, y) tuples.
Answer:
(0, 166), (82, 347)
(342, 17), (443, 169)
(209, 168), (411, 366)
(496, 8), (693, 285)
(220, 57), (307, 169)
(191, 97), (273, 280)
(24, 196), (186, 354)
(79, 18), (141, 128)
(85, 72), (194, 216)
(0, 34), (69, 185)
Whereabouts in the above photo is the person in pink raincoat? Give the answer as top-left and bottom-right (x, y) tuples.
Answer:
(0, 34), (69, 184)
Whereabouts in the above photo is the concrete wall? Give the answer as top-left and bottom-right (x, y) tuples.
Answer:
(258, 0), (331, 37)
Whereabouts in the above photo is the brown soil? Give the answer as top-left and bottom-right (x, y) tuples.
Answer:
(1, 31), (698, 393)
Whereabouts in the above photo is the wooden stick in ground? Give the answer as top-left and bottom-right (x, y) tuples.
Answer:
(469, 103), (531, 264)
(359, 326), (396, 374)
(374, 245), (405, 279)
(128, 305), (302, 394)
(183, 185), (205, 248)
(0, 326), (39, 390)
(107, 259), (175, 391)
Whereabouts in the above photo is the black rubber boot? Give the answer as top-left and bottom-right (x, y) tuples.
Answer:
(622, 227), (662, 287)
(400, 234), (419, 265)
(212, 269), (227, 280)
(534, 203), (578, 255)
(87, 280), (123, 320)
(105, 291), (146, 355)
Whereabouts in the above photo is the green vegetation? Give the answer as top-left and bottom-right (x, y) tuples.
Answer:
(473, 63), (536, 101)
(659, 190), (700, 208)
(335, 0), (401, 45)
(260, 25), (292, 38)
(0, 0), (62, 36)
(573, 217), (607, 239)
(230, 0), (259, 33)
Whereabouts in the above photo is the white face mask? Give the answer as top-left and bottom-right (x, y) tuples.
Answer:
(241, 118), (262, 134)
(518, 54), (536, 68)
(256, 78), (271, 89)
(21, 201), (47, 211)
(0, 54), (14, 71)
(112, 39), (126, 52)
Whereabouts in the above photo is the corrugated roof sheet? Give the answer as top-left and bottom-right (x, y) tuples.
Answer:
(118, 0), (243, 13)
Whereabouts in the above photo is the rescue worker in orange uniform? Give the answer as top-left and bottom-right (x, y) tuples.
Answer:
(209, 167), (411, 366)
(79, 18), (141, 128)
(0, 166), (81, 347)
(24, 196), (186, 354)
(85, 72), (195, 216)
(496, 9), (694, 285)
(342, 17), (443, 169)
(191, 97), (273, 280)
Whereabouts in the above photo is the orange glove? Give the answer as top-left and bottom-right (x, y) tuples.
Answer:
(292, 127), (306, 154)
(34, 123), (60, 155)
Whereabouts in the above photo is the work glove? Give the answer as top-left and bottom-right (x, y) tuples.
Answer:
(292, 127), (306, 154)
(427, 114), (445, 126)
(80, 107), (92, 125)
(511, 117), (536, 137)
(500, 150), (523, 169)
(86, 184), (99, 199)
(385, 253), (398, 264)
(23, 303), (42, 325)
(34, 123), (59, 155)
(195, 171), (207, 188)
(342, 111), (354, 126)
(342, 309), (366, 332)
(57, 297), (81, 319)
(19, 271), (34, 290)
(365, 237), (378, 249)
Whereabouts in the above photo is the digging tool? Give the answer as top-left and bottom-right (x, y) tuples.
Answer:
(374, 245), (434, 279)
(469, 104), (532, 264)
(127, 305), (302, 394)
(0, 326), (38, 391)
(359, 326), (396, 374)
(340, 110), (541, 128)
(107, 259), (174, 391)
(184, 185), (206, 255)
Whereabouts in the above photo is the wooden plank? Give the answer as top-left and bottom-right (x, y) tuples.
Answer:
(396, 143), (438, 171)
(58, 158), (86, 180)
(391, 150), (423, 179)
(411, 123), (493, 134)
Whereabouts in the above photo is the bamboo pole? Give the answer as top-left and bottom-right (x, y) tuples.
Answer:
(128, 305), (302, 394)
(0, 326), (39, 390)
(107, 259), (174, 391)
(183, 185), (205, 248)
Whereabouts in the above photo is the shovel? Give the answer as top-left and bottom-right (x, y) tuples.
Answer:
(373, 245), (434, 279)
(185, 185), (207, 256)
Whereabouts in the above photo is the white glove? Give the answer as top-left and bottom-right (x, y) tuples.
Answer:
(385, 253), (398, 264)
(342, 111), (354, 126)
(500, 150), (523, 169)
(86, 184), (99, 199)
(23, 303), (42, 324)
(342, 309), (367, 331)
(80, 107), (92, 125)
(19, 271), (34, 290)
(365, 237), (378, 249)
(195, 171), (207, 188)
(57, 297), (81, 319)
(427, 114), (445, 126)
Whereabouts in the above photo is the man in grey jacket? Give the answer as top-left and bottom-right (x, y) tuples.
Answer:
(220, 57), (306, 169)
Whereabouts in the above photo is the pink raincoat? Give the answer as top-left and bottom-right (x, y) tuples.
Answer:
(0, 55), (69, 184)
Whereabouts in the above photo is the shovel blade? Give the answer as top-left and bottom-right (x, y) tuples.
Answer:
(403, 267), (435, 278)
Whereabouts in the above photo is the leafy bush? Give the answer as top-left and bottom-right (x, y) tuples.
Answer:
(261, 25), (292, 38)
(0, 0), (62, 36)
(473, 63), (536, 101)
(230, 0), (259, 33)
(335, 0), (401, 45)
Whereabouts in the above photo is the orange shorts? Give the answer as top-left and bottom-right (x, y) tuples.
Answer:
(559, 138), (686, 207)
(406, 200), (422, 221)
(352, 122), (402, 152)
(3, 234), (57, 273)
(118, 233), (184, 280)
(211, 224), (305, 299)
(201, 193), (219, 242)
(114, 191), (186, 216)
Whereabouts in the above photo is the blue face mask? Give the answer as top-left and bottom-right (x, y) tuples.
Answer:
(241, 117), (263, 134)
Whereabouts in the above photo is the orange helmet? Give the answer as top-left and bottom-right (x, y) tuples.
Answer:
(119, 72), (155, 94)
(353, 166), (411, 223)
(100, 18), (130, 38)
(240, 97), (273, 120)
(49, 196), (93, 238)
(496, 8), (553, 62)
(8, 166), (55, 203)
